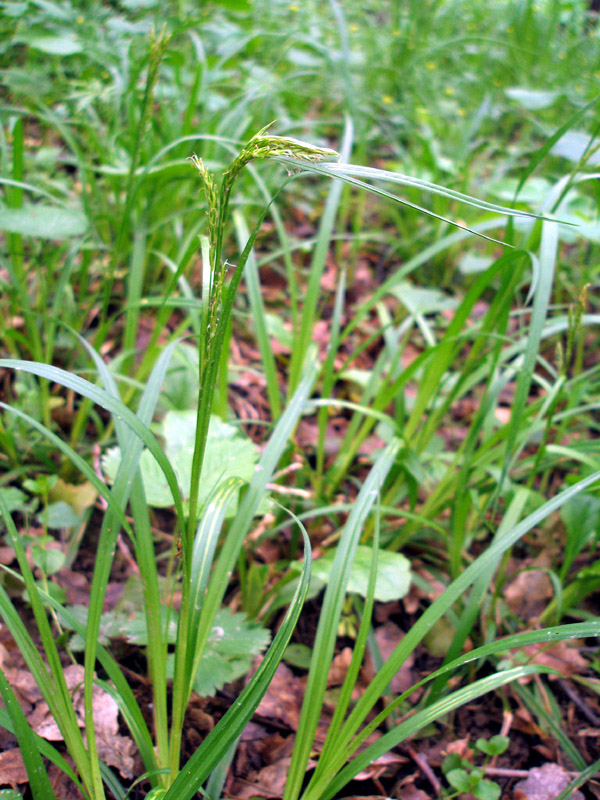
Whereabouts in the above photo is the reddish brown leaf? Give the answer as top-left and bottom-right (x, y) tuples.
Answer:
(48, 761), (85, 800)
(0, 749), (28, 787)
(327, 647), (353, 687)
(504, 569), (553, 620)
(255, 663), (304, 730)
(515, 640), (588, 681)
(369, 621), (416, 695)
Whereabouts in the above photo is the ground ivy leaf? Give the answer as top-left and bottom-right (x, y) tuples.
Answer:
(192, 609), (271, 697)
(102, 412), (259, 517)
(311, 545), (412, 602)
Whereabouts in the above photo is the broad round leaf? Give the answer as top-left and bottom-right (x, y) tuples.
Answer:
(311, 545), (412, 602)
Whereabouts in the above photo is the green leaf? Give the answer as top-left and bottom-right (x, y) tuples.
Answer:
(311, 545), (411, 602)
(488, 176), (551, 205)
(561, 494), (600, 540)
(387, 282), (458, 315)
(65, 603), (270, 697)
(0, 205), (87, 238)
(442, 753), (465, 774)
(161, 344), (200, 410)
(63, 606), (118, 652)
(38, 501), (81, 530)
(31, 546), (66, 576)
(193, 610), (271, 697)
(284, 643), (313, 669)
(0, 488), (29, 515)
(476, 735), (510, 756)
(102, 413), (259, 517)
(473, 778), (502, 800)
(264, 312), (293, 350)
(446, 768), (472, 792)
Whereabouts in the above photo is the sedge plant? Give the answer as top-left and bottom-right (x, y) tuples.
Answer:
(0, 126), (599, 800)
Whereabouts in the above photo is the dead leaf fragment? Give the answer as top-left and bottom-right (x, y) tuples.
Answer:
(255, 663), (304, 730)
(48, 761), (85, 800)
(516, 640), (588, 680)
(372, 621), (415, 694)
(328, 647), (353, 687)
(336, 797), (390, 800)
(395, 785), (432, 800)
(234, 756), (317, 799)
(26, 665), (136, 778)
(505, 569), (553, 620)
(513, 763), (583, 800)
(354, 751), (407, 780)
(0, 749), (28, 787)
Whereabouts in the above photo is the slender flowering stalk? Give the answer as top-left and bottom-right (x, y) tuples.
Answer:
(185, 130), (340, 539)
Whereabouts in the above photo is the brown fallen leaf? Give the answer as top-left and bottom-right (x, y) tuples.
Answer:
(3, 664), (43, 707)
(53, 568), (90, 606)
(513, 763), (583, 800)
(515, 640), (588, 681)
(494, 406), (512, 424)
(27, 665), (136, 779)
(328, 647), (354, 687)
(504, 569), (553, 620)
(255, 663), (304, 730)
(48, 761), (85, 800)
(0, 749), (28, 788)
(394, 783), (432, 800)
(445, 737), (471, 760)
(364, 621), (415, 695)
(354, 751), (407, 781)
(336, 796), (390, 800)
(233, 756), (317, 800)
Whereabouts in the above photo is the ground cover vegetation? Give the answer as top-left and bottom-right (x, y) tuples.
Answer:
(0, 0), (599, 798)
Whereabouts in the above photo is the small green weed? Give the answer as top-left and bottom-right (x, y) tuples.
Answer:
(442, 735), (510, 800)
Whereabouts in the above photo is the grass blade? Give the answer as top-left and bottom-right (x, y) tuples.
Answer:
(0, 496), (92, 795)
(497, 221), (558, 495)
